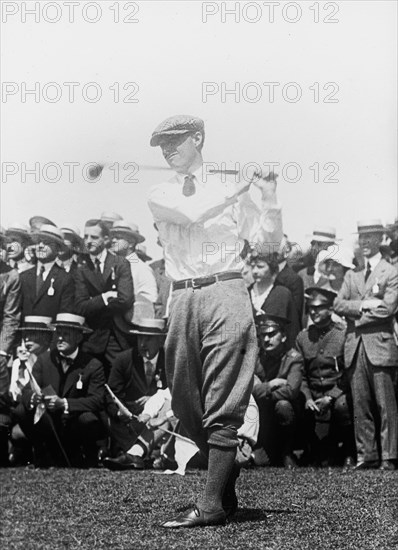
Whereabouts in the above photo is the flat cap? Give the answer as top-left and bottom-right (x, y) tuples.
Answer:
(150, 115), (204, 147)
(304, 287), (337, 306)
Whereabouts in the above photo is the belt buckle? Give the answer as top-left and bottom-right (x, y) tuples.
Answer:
(191, 277), (202, 289)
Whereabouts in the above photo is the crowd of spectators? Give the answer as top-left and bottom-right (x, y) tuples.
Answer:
(0, 210), (397, 472)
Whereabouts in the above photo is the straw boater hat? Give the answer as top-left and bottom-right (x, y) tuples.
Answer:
(307, 226), (338, 243)
(17, 316), (54, 333)
(129, 318), (167, 336)
(135, 243), (152, 262)
(304, 287), (337, 306)
(50, 313), (93, 334)
(60, 225), (83, 250)
(100, 211), (123, 224)
(355, 219), (385, 235)
(29, 216), (56, 231)
(31, 224), (68, 250)
(6, 223), (32, 244)
(110, 220), (145, 244)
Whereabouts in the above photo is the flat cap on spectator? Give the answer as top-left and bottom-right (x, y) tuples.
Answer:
(255, 313), (291, 333)
(150, 115), (205, 147)
(110, 220), (145, 243)
(304, 287), (337, 306)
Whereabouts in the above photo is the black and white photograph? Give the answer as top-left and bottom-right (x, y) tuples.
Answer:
(1, 1), (397, 548)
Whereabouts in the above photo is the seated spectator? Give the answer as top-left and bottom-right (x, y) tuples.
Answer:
(296, 288), (354, 469)
(103, 318), (167, 470)
(15, 314), (106, 468)
(6, 223), (33, 273)
(249, 251), (300, 346)
(8, 316), (54, 465)
(252, 314), (303, 469)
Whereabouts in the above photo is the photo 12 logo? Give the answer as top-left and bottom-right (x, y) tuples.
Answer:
(202, 82), (340, 103)
(1, 82), (139, 104)
(1, 162), (140, 184)
(1, 1), (140, 24)
(202, 2), (340, 24)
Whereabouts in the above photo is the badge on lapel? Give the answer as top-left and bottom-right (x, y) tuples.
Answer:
(47, 278), (55, 296)
(76, 374), (83, 390)
(372, 278), (380, 296)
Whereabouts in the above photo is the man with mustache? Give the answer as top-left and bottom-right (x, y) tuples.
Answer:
(147, 115), (283, 528)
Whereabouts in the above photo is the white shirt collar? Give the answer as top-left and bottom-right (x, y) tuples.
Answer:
(37, 260), (55, 274)
(366, 252), (382, 270)
(90, 248), (107, 265)
(175, 165), (204, 187)
(278, 260), (287, 272)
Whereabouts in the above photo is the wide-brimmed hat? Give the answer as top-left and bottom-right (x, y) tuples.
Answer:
(135, 244), (152, 262)
(307, 226), (337, 243)
(355, 219), (385, 235)
(60, 225), (83, 249)
(29, 216), (56, 231)
(17, 316), (54, 332)
(110, 220), (145, 244)
(31, 225), (67, 249)
(255, 313), (290, 333)
(150, 115), (204, 147)
(129, 318), (167, 336)
(317, 246), (355, 270)
(304, 287), (337, 306)
(6, 223), (32, 244)
(50, 313), (93, 333)
(100, 211), (123, 224)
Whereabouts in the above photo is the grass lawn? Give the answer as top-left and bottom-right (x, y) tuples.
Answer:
(1, 466), (398, 550)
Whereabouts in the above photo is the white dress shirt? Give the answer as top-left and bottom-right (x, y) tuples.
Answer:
(148, 167), (283, 280)
(126, 252), (158, 303)
(89, 248), (107, 273)
(36, 260), (56, 281)
(365, 252), (382, 272)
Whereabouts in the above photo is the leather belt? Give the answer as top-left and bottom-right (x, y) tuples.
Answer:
(172, 271), (242, 291)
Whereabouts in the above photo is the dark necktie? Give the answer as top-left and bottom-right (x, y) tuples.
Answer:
(59, 354), (74, 373)
(18, 360), (26, 381)
(36, 265), (45, 294)
(365, 263), (372, 282)
(182, 175), (196, 197)
(94, 258), (101, 275)
(144, 360), (156, 386)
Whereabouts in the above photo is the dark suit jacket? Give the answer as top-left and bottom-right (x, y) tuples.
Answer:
(22, 348), (105, 414)
(0, 261), (21, 356)
(275, 263), (304, 322)
(20, 264), (74, 320)
(334, 258), (398, 367)
(249, 284), (301, 347)
(253, 348), (303, 403)
(106, 347), (167, 418)
(74, 252), (134, 354)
